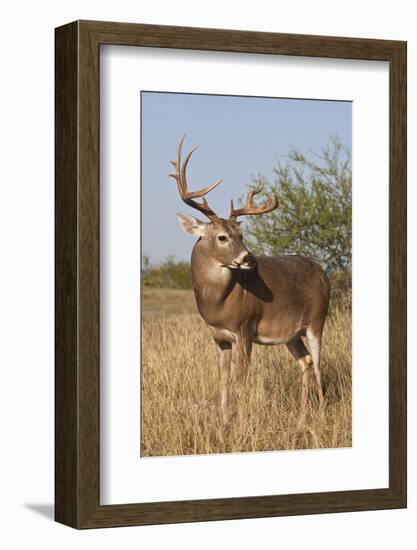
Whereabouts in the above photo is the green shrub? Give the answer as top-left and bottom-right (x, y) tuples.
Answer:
(244, 136), (352, 273)
(142, 256), (192, 289)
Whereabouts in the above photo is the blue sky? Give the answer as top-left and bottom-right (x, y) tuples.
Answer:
(141, 91), (351, 263)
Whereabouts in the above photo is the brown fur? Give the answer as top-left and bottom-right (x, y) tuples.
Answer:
(172, 138), (330, 421)
(181, 217), (330, 420)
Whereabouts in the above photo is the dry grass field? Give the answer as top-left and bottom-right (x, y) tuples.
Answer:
(141, 287), (352, 456)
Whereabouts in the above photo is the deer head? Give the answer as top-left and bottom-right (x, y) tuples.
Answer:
(170, 136), (279, 270)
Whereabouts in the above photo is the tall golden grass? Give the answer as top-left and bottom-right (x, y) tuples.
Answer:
(141, 288), (351, 456)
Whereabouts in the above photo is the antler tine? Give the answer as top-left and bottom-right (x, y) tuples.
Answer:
(253, 177), (265, 195)
(230, 178), (279, 220)
(169, 136), (222, 220)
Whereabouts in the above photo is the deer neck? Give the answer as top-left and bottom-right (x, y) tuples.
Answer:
(191, 242), (238, 307)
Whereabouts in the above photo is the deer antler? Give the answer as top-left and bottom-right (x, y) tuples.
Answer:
(169, 136), (222, 221)
(229, 178), (279, 220)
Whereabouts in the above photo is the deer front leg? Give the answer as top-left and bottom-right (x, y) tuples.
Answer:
(234, 327), (253, 387)
(216, 341), (232, 415)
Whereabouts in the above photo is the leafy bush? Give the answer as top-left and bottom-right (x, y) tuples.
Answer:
(243, 136), (352, 272)
(142, 256), (192, 289)
(329, 270), (352, 309)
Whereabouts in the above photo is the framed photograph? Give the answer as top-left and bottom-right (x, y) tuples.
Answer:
(55, 20), (406, 528)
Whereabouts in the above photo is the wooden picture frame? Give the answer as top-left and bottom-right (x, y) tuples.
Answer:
(55, 20), (407, 529)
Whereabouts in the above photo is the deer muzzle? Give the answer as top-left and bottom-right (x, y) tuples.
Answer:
(232, 252), (256, 270)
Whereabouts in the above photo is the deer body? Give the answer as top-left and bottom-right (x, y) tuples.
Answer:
(170, 137), (330, 420)
(192, 250), (328, 341)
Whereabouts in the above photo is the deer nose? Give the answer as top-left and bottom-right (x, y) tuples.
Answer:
(235, 252), (255, 266)
(242, 253), (254, 264)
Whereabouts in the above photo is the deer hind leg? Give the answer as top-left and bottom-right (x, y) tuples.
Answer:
(306, 324), (324, 406)
(286, 337), (313, 423)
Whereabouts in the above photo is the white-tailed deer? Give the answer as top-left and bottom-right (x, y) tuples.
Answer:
(170, 137), (330, 421)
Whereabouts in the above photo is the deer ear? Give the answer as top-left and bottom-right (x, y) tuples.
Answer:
(176, 213), (208, 237)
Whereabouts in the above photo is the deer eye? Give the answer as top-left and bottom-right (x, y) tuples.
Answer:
(218, 235), (228, 242)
